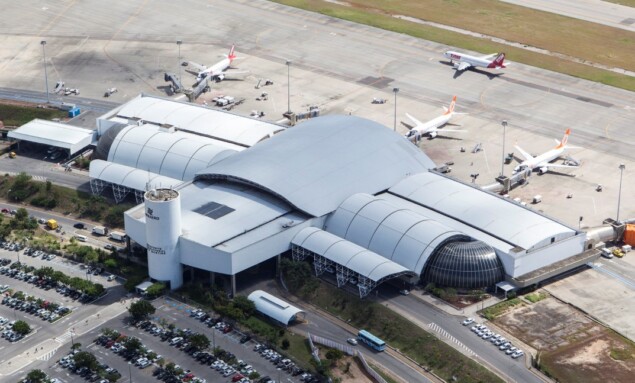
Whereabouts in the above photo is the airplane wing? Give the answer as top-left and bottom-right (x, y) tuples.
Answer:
(405, 113), (425, 128)
(184, 61), (207, 73)
(216, 70), (250, 80)
(514, 145), (534, 161)
(438, 129), (466, 133)
(539, 163), (579, 169)
(456, 62), (471, 71)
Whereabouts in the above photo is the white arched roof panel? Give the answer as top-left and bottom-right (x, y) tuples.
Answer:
(345, 215), (381, 249)
(291, 228), (411, 282)
(389, 172), (577, 250)
(247, 290), (304, 325)
(116, 95), (284, 147)
(89, 160), (182, 192)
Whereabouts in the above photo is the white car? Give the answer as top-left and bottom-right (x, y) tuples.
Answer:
(505, 347), (518, 355)
(512, 350), (525, 359)
(107, 274), (116, 281)
(462, 318), (474, 326)
(347, 338), (358, 345)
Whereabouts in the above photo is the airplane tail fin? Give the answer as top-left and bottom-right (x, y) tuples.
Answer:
(487, 53), (506, 68)
(443, 96), (457, 115)
(555, 128), (571, 149)
(227, 45), (236, 62)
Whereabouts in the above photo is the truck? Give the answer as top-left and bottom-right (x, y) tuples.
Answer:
(92, 226), (108, 236)
(109, 231), (126, 242)
(46, 219), (58, 230)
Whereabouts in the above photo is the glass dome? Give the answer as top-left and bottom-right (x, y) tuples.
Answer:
(423, 236), (504, 289)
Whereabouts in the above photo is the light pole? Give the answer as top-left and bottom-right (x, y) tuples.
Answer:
(128, 361), (133, 383)
(393, 87), (399, 132)
(70, 328), (75, 350)
(41, 40), (50, 103)
(617, 163), (625, 222)
(176, 40), (182, 81)
(286, 60), (292, 113)
(501, 120), (508, 176)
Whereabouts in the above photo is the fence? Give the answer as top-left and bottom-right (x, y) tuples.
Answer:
(308, 333), (387, 383)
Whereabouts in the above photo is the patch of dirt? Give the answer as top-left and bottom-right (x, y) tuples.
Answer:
(330, 356), (374, 383)
(494, 296), (635, 382)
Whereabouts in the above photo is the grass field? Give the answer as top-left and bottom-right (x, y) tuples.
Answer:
(273, 0), (635, 91)
(0, 104), (66, 127)
(604, 0), (635, 6)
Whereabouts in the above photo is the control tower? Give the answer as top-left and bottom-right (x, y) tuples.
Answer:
(144, 188), (183, 289)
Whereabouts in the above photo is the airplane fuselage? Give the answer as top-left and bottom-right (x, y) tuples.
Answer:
(518, 147), (564, 171)
(419, 114), (453, 135)
(198, 58), (231, 80)
(444, 51), (492, 69)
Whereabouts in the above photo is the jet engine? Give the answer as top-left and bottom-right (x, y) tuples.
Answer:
(215, 74), (225, 82)
(429, 131), (438, 139)
(539, 167), (549, 174)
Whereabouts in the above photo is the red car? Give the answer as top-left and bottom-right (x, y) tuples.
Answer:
(232, 374), (245, 382)
(222, 326), (232, 334)
(0, 209), (8, 214)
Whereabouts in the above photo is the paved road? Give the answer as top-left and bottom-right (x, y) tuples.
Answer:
(379, 291), (542, 383)
(501, 0), (635, 32)
(0, 87), (118, 114)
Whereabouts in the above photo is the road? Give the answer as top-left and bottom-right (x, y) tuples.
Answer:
(0, 87), (118, 114)
(501, 0), (635, 32)
(379, 292), (541, 383)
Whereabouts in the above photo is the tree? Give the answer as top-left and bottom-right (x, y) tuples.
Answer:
(188, 333), (210, 350)
(281, 339), (290, 350)
(124, 336), (143, 352)
(232, 295), (256, 318)
(128, 300), (155, 321)
(13, 320), (31, 335)
(71, 342), (82, 350)
(26, 369), (47, 383)
(145, 283), (166, 299)
(325, 349), (344, 361)
(73, 351), (98, 370)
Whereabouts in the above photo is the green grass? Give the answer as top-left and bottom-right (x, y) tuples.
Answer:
(481, 298), (522, 320)
(272, 0), (635, 92)
(307, 281), (503, 383)
(370, 363), (400, 383)
(525, 292), (547, 303)
(0, 174), (133, 228)
(603, 0), (635, 6)
(609, 348), (634, 361)
(0, 104), (66, 127)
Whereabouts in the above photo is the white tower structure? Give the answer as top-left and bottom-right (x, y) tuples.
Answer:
(144, 188), (183, 289)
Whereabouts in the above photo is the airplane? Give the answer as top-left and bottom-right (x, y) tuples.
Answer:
(402, 96), (466, 142)
(183, 45), (244, 84)
(513, 129), (580, 174)
(444, 51), (508, 72)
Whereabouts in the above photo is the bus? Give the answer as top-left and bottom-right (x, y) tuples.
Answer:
(358, 329), (386, 351)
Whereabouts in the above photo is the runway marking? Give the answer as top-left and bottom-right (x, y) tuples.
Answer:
(588, 262), (635, 290)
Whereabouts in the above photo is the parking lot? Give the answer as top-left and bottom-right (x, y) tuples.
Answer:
(37, 297), (311, 383)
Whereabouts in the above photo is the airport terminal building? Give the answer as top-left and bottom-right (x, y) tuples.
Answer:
(90, 95), (587, 297)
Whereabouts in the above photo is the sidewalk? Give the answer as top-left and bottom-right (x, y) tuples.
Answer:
(408, 288), (503, 317)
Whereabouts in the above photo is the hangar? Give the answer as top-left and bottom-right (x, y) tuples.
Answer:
(122, 113), (588, 297)
(8, 119), (95, 158)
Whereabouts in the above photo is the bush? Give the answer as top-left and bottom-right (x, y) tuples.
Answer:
(281, 339), (290, 350)
(13, 320), (31, 335)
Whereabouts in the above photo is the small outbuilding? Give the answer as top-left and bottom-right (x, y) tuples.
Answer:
(8, 118), (94, 156)
(247, 290), (305, 326)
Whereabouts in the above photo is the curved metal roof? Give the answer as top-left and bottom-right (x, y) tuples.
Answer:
(247, 290), (304, 325)
(116, 95), (285, 147)
(291, 227), (411, 281)
(326, 193), (463, 274)
(89, 160), (182, 191)
(196, 115), (436, 217)
(107, 125), (237, 181)
(389, 172), (576, 251)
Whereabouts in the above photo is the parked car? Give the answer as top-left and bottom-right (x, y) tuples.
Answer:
(462, 318), (474, 326)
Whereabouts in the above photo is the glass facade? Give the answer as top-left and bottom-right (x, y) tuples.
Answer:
(423, 236), (503, 289)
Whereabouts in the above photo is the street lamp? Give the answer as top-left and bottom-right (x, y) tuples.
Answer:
(501, 120), (508, 176)
(176, 40), (182, 81)
(285, 60), (292, 113)
(128, 361), (133, 383)
(617, 163), (626, 222)
(41, 40), (50, 103)
(393, 87), (399, 132)
(70, 328), (75, 350)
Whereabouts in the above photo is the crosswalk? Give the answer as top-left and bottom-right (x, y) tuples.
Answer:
(36, 347), (59, 361)
(2, 171), (47, 182)
(55, 331), (74, 344)
(428, 322), (476, 356)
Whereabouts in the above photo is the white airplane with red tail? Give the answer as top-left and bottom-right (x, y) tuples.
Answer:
(513, 129), (580, 174)
(444, 51), (508, 72)
(184, 45), (246, 84)
(402, 96), (467, 142)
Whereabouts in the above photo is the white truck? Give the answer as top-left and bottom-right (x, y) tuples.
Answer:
(216, 96), (235, 107)
(92, 226), (108, 236)
(109, 231), (126, 242)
